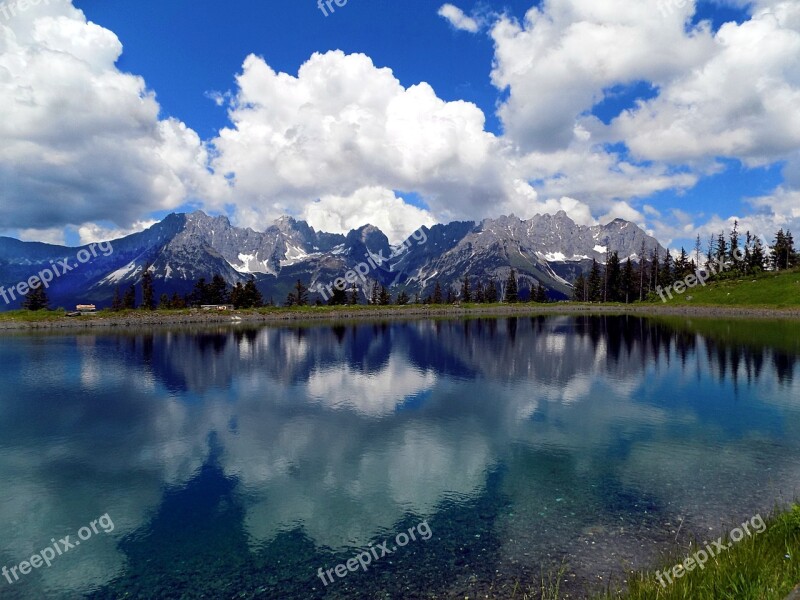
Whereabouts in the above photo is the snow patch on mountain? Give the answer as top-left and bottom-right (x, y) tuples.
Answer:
(103, 262), (139, 284)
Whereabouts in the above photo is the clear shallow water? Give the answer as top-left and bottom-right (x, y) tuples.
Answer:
(0, 316), (798, 599)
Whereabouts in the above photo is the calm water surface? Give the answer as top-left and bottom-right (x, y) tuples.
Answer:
(0, 316), (799, 599)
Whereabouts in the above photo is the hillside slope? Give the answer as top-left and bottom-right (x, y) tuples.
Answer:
(655, 269), (800, 308)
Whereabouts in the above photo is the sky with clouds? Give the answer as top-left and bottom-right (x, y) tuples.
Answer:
(0, 0), (797, 248)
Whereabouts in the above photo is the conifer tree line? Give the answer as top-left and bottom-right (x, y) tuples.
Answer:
(21, 285), (49, 311)
(306, 270), (549, 306)
(572, 225), (798, 303)
(111, 272), (265, 311)
(419, 271), (548, 304)
(19, 224), (796, 312)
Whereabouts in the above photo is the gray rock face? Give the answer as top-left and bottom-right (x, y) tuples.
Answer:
(0, 210), (665, 308)
(408, 212), (662, 297)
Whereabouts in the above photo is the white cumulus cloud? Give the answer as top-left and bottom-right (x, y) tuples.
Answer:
(2, 0), (799, 249)
(301, 187), (436, 244)
(438, 4), (480, 33)
(209, 50), (542, 227)
(0, 2), (224, 232)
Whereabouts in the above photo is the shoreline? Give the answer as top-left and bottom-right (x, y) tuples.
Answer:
(2, 303), (800, 331)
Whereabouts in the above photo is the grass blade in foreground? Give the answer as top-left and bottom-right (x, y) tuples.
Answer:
(600, 505), (800, 600)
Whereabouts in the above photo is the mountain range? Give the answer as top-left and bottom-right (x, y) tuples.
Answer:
(0, 211), (665, 309)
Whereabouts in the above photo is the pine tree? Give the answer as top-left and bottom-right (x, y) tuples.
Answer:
(485, 280), (498, 303)
(587, 260), (603, 302)
(461, 275), (472, 303)
(638, 241), (648, 301)
(397, 290), (410, 305)
(379, 285), (391, 305)
(771, 230), (786, 270)
(23, 285), (49, 311)
(474, 281), (485, 303)
(744, 231), (753, 274)
(705, 234), (716, 271)
(141, 269), (155, 310)
(535, 282), (548, 303)
(573, 273), (587, 302)
(371, 282), (380, 305)
(446, 288), (455, 304)
(432, 281), (443, 304)
(190, 278), (208, 307)
(770, 229), (796, 270)
(122, 285), (136, 309)
(349, 284), (360, 305)
(637, 256), (648, 301)
(505, 269), (518, 303)
(329, 285), (347, 306)
(230, 282), (245, 308)
(788, 231), (797, 268)
(729, 220), (740, 268)
(747, 236), (767, 273)
(241, 279), (261, 307)
(694, 235), (702, 271)
(622, 258), (635, 303)
(170, 292), (186, 309)
(674, 247), (691, 279)
(715, 232), (728, 266)
(651, 247), (660, 291)
(208, 275), (229, 304)
(111, 287), (122, 311)
(158, 293), (170, 310)
(293, 280), (309, 306)
(605, 252), (621, 302)
(658, 251), (674, 289)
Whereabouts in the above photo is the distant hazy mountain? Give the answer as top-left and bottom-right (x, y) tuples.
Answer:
(0, 210), (665, 309)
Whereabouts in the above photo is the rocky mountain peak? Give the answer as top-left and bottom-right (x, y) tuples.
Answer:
(0, 210), (666, 309)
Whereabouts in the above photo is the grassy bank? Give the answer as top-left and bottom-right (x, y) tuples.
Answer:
(507, 505), (800, 599)
(2, 268), (797, 325)
(655, 268), (800, 308)
(0, 308), (69, 322)
(2, 302), (800, 331)
(596, 504), (800, 600)
(2, 277), (800, 331)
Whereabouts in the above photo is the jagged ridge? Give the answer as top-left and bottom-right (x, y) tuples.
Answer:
(0, 210), (665, 308)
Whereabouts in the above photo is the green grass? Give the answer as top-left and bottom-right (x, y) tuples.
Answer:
(0, 303), (538, 325)
(0, 309), (67, 322)
(489, 506), (800, 600)
(596, 505), (800, 600)
(2, 269), (799, 324)
(654, 268), (800, 308)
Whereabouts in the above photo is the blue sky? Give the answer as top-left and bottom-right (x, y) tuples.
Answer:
(1, 0), (798, 250)
(72, 0), (529, 137)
